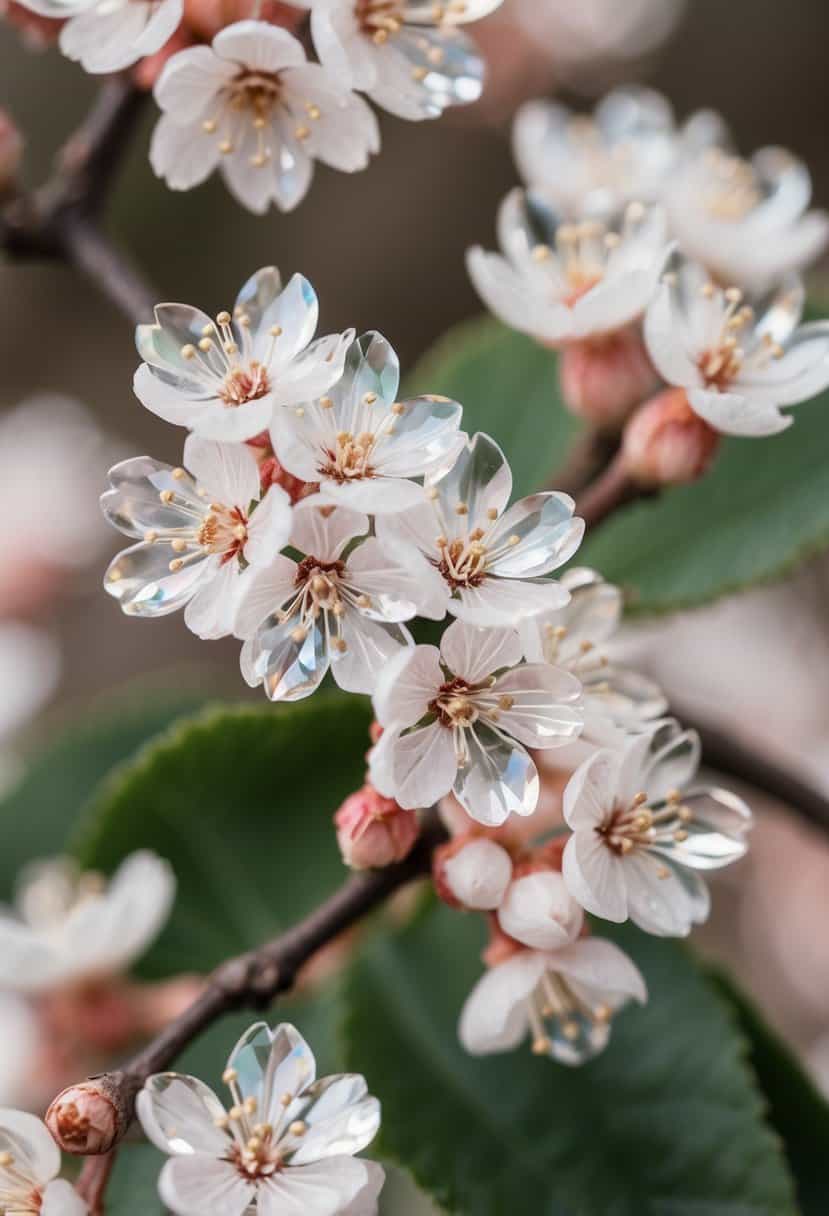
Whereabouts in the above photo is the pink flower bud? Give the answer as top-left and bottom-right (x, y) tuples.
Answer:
(245, 431), (316, 502)
(622, 388), (720, 487)
(434, 837), (513, 911)
(1, 0), (63, 47)
(0, 108), (22, 193)
(46, 1082), (119, 1156)
(183, 0), (302, 40)
(335, 785), (420, 870)
(559, 328), (658, 429)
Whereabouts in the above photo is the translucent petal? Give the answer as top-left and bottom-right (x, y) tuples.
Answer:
(487, 493), (583, 579)
(372, 26), (483, 118)
(752, 273), (805, 346)
(226, 1022), (316, 1125)
(488, 664), (583, 749)
(0, 1109), (59, 1186)
(542, 568), (622, 661)
(136, 1074), (229, 1156)
(330, 331), (400, 417)
(291, 500), (368, 561)
(454, 722), (539, 825)
(159, 1154), (255, 1216)
(542, 1006), (611, 1067)
(650, 787), (751, 871)
(254, 273), (320, 367)
(245, 614), (330, 701)
(100, 456), (203, 540)
(287, 1074), (380, 1165)
(431, 432), (512, 538)
(581, 664), (668, 729)
(374, 396), (464, 480)
(233, 265), (283, 338)
(104, 542), (215, 617)
(332, 613), (412, 696)
(439, 619), (522, 684)
(137, 304), (218, 397)
(403, 0), (503, 23)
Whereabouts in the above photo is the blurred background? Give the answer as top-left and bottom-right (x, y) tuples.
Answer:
(3, 1), (829, 1208)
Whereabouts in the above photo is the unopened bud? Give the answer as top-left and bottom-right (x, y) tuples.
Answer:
(434, 836), (513, 911)
(46, 1081), (119, 1156)
(244, 432), (315, 502)
(559, 329), (658, 430)
(183, 0), (303, 39)
(622, 388), (720, 487)
(335, 785), (420, 870)
(0, 109), (23, 194)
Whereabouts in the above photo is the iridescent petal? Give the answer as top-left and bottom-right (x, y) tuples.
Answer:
(242, 614), (329, 701)
(100, 456), (203, 540)
(104, 541), (215, 617)
(454, 721), (538, 825)
(232, 265), (283, 339)
(431, 432), (512, 538)
(287, 1074), (380, 1165)
(373, 396), (464, 480)
(486, 492), (583, 579)
(137, 304), (218, 397)
(252, 273), (320, 367)
(226, 1022), (316, 1124)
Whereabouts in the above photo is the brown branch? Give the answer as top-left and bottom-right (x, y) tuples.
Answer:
(54, 812), (447, 1159)
(548, 427), (619, 497)
(1, 74), (157, 325)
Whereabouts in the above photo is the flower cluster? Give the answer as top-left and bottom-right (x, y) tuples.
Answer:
(102, 262), (755, 1074)
(469, 85), (829, 479)
(7, 1), (504, 213)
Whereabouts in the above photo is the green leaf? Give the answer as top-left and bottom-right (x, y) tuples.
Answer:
(74, 695), (372, 977)
(407, 316), (578, 495)
(340, 900), (798, 1216)
(0, 691), (208, 898)
(712, 973), (829, 1216)
(410, 315), (829, 616)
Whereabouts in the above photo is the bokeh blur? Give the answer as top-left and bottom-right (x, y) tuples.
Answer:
(3, 1), (829, 1209)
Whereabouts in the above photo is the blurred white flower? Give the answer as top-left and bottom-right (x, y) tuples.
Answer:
(370, 619), (582, 825)
(102, 437), (292, 640)
(273, 330), (464, 514)
(0, 994), (41, 1108)
(295, 0), (499, 120)
(664, 138), (829, 293)
(459, 936), (646, 1065)
(513, 86), (680, 218)
(376, 432), (584, 626)
(12, 0), (180, 73)
(236, 499), (427, 699)
(150, 22), (380, 213)
(0, 623), (60, 751)
(0, 1108), (87, 1215)
(0, 396), (112, 617)
(0, 852), (175, 993)
(467, 192), (671, 347)
(520, 567), (667, 765)
(134, 266), (354, 443)
(644, 263), (829, 437)
(562, 723), (752, 937)
(137, 1021), (384, 1216)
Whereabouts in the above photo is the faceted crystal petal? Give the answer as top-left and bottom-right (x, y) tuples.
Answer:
(487, 493), (583, 579)
(101, 457), (203, 540)
(543, 1006), (611, 1068)
(286, 1074), (380, 1165)
(330, 612), (412, 696)
(556, 569), (623, 655)
(246, 614), (329, 702)
(390, 26), (484, 113)
(226, 1022), (316, 1124)
(331, 331), (400, 416)
(752, 272), (805, 346)
(254, 273), (320, 367)
(232, 265), (283, 340)
(432, 432), (512, 539)
(454, 722), (539, 825)
(650, 788), (751, 871)
(104, 542), (214, 617)
(375, 396), (463, 480)
(137, 304), (218, 397)
(343, 540), (420, 622)
(581, 664), (668, 729)
(136, 1074), (230, 1156)
(403, 0), (503, 23)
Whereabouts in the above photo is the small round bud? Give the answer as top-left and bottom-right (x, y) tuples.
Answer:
(46, 1082), (119, 1156)
(559, 329), (658, 430)
(334, 785), (420, 870)
(0, 108), (23, 194)
(244, 433), (315, 502)
(434, 837), (513, 911)
(622, 388), (720, 488)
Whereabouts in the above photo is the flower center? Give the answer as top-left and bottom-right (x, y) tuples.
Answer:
(695, 284), (783, 390)
(270, 556), (355, 656)
(526, 968), (613, 1061)
(143, 478), (249, 576)
(426, 493), (523, 594)
(217, 1067), (312, 1185)
(178, 309), (282, 408)
(0, 1153), (41, 1214)
(200, 71), (325, 171)
(698, 149), (762, 221)
(597, 789), (692, 861)
(357, 0), (404, 38)
(431, 677), (481, 728)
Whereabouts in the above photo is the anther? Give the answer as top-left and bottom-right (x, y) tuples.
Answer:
(289, 1120), (307, 1137)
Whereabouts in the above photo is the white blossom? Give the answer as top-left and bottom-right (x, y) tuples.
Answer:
(467, 190), (671, 346)
(236, 499), (431, 700)
(459, 936), (646, 1065)
(102, 437), (292, 640)
(137, 1021), (384, 1216)
(294, 0), (500, 121)
(0, 852), (175, 993)
(134, 266), (355, 442)
(0, 625), (60, 758)
(376, 431), (584, 627)
(520, 567), (667, 764)
(664, 137), (829, 293)
(0, 1109), (87, 1215)
(13, 0), (180, 73)
(512, 86), (681, 219)
(150, 22), (380, 213)
(645, 262), (829, 437)
(562, 722), (753, 937)
(273, 330), (465, 514)
(370, 619), (582, 826)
